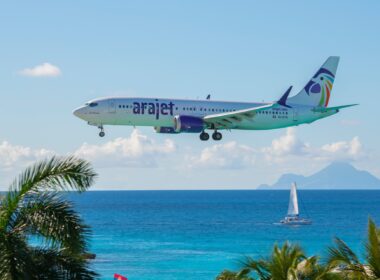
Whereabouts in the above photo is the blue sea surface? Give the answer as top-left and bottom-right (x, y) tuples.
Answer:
(68, 190), (380, 280)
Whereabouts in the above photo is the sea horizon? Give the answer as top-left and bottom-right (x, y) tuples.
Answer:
(52, 188), (380, 191)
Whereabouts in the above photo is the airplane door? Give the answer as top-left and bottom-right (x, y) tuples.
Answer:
(293, 108), (298, 122)
(108, 100), (116, 113)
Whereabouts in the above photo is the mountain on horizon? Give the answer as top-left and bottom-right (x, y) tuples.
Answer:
(258, 162), (380, 189)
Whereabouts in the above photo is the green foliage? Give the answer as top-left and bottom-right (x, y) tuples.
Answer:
(0, 156), (98, 279)
(216, 268), (253, 280)
(218, 218), (380, 280)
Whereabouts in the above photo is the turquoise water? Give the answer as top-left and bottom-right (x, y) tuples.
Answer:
(68, 190), (380, 279)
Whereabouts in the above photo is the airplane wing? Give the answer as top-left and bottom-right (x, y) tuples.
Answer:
(203, 103), (277, 129)
(203, 86), (293, 129)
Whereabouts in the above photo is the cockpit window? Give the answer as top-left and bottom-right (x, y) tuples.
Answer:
(89, 102), (98, 107)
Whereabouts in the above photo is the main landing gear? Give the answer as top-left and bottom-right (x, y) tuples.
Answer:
(200, 131), (210, 141)
(199, 130), (222, 141)
(212, 131), (222, 141)
(98, 125), (105, 137)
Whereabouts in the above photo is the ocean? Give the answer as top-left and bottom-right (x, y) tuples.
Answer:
(68, 190), (380, 280)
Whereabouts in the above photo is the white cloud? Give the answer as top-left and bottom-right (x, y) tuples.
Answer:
(187, 141), (256, 169)
(19, 62), (61, 77)
(320, 136), (363, 161)
(262, 128), (309, 159)
(0, 141), (54, 170)
(262, 128), (364, 164)
(74, 129), (176, 168)
(187, 128), (366, 170)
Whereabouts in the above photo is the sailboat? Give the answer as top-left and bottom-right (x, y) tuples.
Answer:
(280, 182), (312, 225)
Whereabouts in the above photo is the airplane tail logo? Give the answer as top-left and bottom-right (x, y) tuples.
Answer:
(288, 56), (339, 107)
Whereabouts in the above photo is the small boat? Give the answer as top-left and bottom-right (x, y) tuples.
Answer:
(280, 182), (312, 225)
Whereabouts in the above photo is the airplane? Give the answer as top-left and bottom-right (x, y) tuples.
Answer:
(73, 56), (357, 141)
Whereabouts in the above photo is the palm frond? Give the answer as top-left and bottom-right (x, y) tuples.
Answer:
(13, 192), (91, 254)
(216, 269), (253, 280)
(1, 156), (97, 229)
(0, 231), (31, 279)
(241, 256), (270, 280)
(29, 247), (99, 279)
(366, 218), (380, 278)
(326, 237), (360, 267)
(325, 237), (368, 279)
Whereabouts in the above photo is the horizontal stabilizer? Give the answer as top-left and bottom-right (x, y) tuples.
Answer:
(312, 104), (358, 113)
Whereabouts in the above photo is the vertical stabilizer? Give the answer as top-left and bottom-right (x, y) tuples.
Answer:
(288, 56), (339, 107)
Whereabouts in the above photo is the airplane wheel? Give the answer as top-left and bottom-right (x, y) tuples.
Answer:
(212, 132), (222, 141)
(199, 132), (210, 141)
(99, 131), (105, 137)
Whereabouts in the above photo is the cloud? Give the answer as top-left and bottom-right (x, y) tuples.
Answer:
(262, 128), (364, 164)
(188, 128), (366, 170)
(0, 141), (54, 171)
(19, 62), (61, 77)
(262, 128), (309, 158)
(187, 141), (256, 169)
(74, 129), (176, 168)
(319, 136), (363, 161)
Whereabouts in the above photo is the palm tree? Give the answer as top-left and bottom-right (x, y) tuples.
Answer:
(326, 218), (380, 279)
(241, 242), (307, 280)
(219, 242), (338, 280)
(0, 156), (98, 279)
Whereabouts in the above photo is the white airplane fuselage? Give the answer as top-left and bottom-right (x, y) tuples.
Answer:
(73, 97), (336, 130)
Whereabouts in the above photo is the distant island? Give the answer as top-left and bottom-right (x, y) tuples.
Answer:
(258, 162), (380, 189)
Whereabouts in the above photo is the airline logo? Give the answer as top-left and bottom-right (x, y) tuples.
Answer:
(304, 68), (335, 107)
(132, 101), (175, 119)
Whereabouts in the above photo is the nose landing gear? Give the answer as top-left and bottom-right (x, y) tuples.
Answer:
(98, 125), (105, 137)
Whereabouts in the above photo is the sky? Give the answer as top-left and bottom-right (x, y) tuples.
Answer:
(0, 1), (379, 190)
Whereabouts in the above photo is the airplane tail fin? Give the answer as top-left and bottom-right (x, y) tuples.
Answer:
(288, 56), (339, 107)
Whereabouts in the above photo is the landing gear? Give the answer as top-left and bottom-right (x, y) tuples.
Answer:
(98, 125), (105, 137)
(212, 131), (222, 141)
(199, 131), (210, 141)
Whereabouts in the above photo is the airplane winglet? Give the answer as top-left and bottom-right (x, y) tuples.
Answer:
(277, 86), (293, 108)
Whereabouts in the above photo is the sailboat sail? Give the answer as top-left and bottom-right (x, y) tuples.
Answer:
(287, 183), (299, 216)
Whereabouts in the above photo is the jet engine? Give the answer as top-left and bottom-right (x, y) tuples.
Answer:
(154, 126), (179, 134)
(174, 115), (205, 133)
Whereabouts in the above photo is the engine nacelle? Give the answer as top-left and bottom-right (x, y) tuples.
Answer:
(174, 115), (204, 133)
(154, 126), (179, 134)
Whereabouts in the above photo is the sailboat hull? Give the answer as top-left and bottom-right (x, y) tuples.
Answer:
(280, 218), (312, 226)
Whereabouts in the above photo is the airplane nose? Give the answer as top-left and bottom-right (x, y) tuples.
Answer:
(73, 106), (86, 119)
